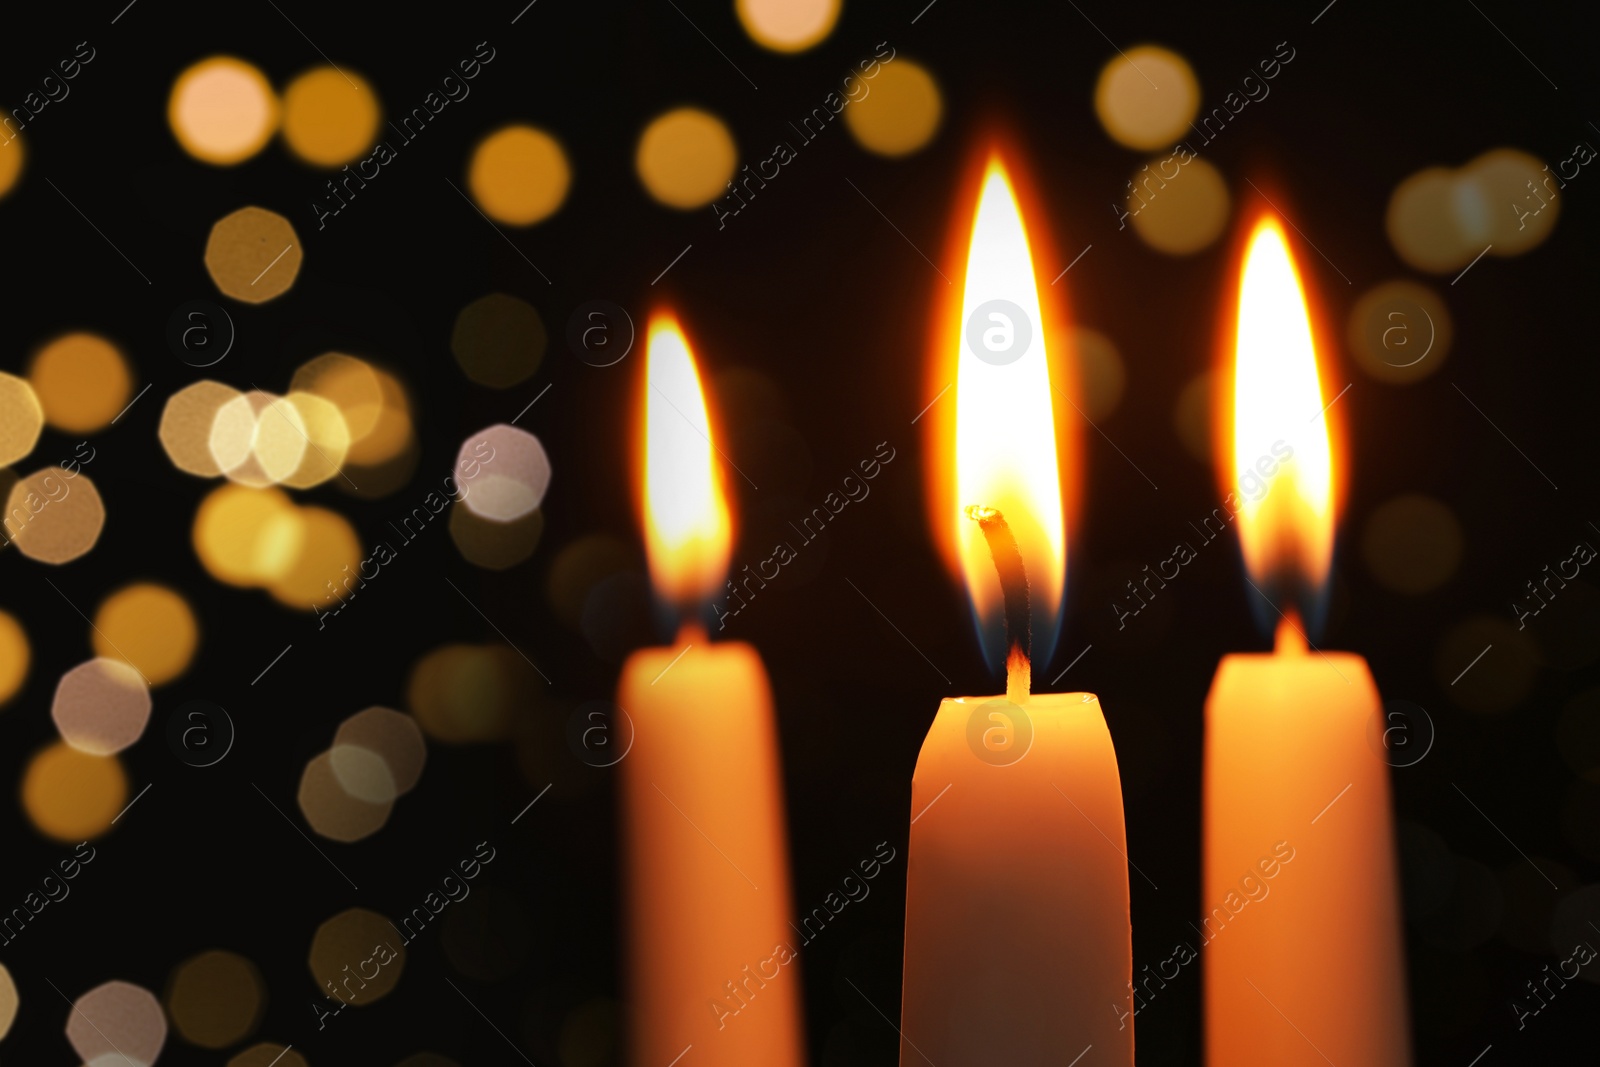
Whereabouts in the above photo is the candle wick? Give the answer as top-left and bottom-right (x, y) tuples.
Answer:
(965, 505), (1031, 702)
(1274, 610), (1307, 655)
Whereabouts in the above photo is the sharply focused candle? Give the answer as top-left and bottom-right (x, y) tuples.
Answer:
(1203, 216), (1411, 1066)
(901, 152), (1134, 1065)
(617, 315), (805, 1067)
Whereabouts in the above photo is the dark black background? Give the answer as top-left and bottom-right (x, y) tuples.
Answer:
(2, 0), (1598, 1063)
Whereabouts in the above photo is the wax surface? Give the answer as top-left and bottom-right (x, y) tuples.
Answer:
(901, 692), (1134, 1065)
(617, 639), (804, 1067)
(1203, 649), (1411, 1066)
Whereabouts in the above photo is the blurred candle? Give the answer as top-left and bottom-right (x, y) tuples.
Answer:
(1203, 216), (1410, 1066)
(901, 151), (1133, 1065)
(617, 315), (804, 1067)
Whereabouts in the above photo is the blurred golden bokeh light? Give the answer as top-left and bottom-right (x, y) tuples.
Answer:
(21, 740), (127, 841)
(635, 108), (737, 209)
(457, 424), (550, 522)
(205, 206), (303, 303)
(282, 391), (352, 488)
(1127, 156), (1229, 254)
(0, 964), (15, 1039)
(1173, 371), (1212, 463)
(1386, 166), (1472, 273)
(308, 907), (407, 1003)
(843, 59), (942, 157)
(343, 367), (413, 470)
(1435, 615), (1540, 714)
(468, 124), (571, 225)
(167, 949), (266, 1049)
(737, 0), (839, 51)
(0, 372), (43, 465)
(52, 657), (151, 755)
(329, 744), (398, 804)
(1347, 279), (1453, 384)
(29, 332), (132, 433)
(343, 430), (419, 499)
(1361, 494), (1464, 594)
(268, 505), (362, 610)
(289, 355), (414, 496)
(1459, 147), (1557, 255)
(169, 56), (279, 165)
(451, 293), (546, 388)
(282, 66), (381, 167)
(160, 380), (244, 477)
(1385, 149), (1556, 275)
(230, 1043), (309, 1067)
(1094, 45), (1200, 151)
(212, 390), (296, 487)
(252, 394), (315, 485)
(0, 610), (27, 706)
(193, 484), (301, 587)
(5, 468), (106, 564)
(196, 386), (351, 490)
(450, 504), (544, 570)
(66, 980), (166, 1066)
(292, 353), (385, 442)
(408, 642), (537, 742)
(0, 130), (22, 200)
(546, 534), (638, 629)
(334, 706), (426, 796)
(92, 583), (199, 686)
(298, 749), (393, 842)
(0, 469), (16, 550)
(1070, 327), (1127, 422)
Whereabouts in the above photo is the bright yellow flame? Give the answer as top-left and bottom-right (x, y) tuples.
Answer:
(1232, 216), (1335, 587)
(954, 157), (1066, 635)
(643, 314), (731, 608)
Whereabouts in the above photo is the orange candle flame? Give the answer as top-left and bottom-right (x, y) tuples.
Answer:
(929, 150), (1070, 672)
(641, 312), (732, 617)
(1223, 213), (1339, 640)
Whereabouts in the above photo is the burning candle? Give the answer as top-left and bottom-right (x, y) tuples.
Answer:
(617, 314), (805, 1067)
(900, 151), (1133, 1064)
(1202, 215), (1411, 1065)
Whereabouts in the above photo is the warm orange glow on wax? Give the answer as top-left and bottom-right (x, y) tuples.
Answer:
(901, 141), (1132, 1067)
(1229, 216), (1335, 591)
(949, 156), (1066, 655)
(642, 314), (732, 611)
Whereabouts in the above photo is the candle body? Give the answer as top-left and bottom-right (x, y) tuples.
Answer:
(1203, 650), (1410, 1066)
(617, 639), (805, 1067)
(901, 692), (1134, 1065)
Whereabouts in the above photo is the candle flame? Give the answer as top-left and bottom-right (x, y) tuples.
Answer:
(642, 312), (731, 611)
(1227, 214), (1336, 625)
(945, 153), (1068, 670)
